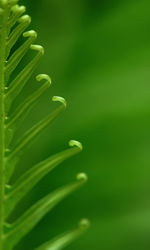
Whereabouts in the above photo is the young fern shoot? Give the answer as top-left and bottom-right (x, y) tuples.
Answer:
(0, 0), (89, 249)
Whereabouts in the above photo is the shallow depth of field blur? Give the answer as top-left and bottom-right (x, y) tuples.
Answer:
(13, 0), (150, 249)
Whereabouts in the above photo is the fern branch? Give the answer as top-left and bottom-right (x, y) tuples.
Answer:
(36, 219), (90, 250)
(4, 174), (87, 250)
(8, 4), (26, 31)
(5, 30), (37, 82)
(5, 44), (44, 112)
(5, 141), (82, 218)
(6, 14), (31, 57)
(6, 74), (51, 130)
(8, 97), (66, 159)
(5, 96), (66, 182)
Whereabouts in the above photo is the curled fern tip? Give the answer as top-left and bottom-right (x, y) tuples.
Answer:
(76, 172), (88, 182)
(36, 74), (52, 86)
(30, 44), (44, 55)
(69, 140), (83, 150)
(23, 30), (37, 39)
(79, 218), (90, 229)
(52, 96), (67, 107)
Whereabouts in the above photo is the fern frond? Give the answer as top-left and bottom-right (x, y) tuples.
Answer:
(0, 0), (89, 249)
(36, 219), (90, 250)
(5, 141), (82, 218)
(6, 74), (51, 130)
(6, 96), (66, 182)
(8, 4), (26, 30)
(5, 44), (44, 111)
(6, 14), (31, 57)
(4, 174), (87, 250)
(6, 30), (37, 82)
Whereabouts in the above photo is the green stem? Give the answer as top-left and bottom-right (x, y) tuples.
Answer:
(0, 5), (8, 250)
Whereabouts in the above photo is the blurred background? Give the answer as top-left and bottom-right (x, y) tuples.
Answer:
(13, 0), (150, 249)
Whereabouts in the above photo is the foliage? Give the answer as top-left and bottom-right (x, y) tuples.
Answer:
(0, 0), (89, 249)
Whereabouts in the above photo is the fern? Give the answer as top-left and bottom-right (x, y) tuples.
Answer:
(0, 0), (89, 249)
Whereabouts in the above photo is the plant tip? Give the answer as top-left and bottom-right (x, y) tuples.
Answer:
(69, 140), (83, 150)
(23, 30), (37, 39)
(30, 44), (44, 55)
(79, 218), (90, 229)
(36, 74), (51, 85)
(11, 4), (26, 13)
(52, 96), (67, 107)
(18, 15), (31, 24)
(76, 172), (88, 182)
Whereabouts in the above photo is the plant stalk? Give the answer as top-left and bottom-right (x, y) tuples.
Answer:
(0, 5), (8, 250)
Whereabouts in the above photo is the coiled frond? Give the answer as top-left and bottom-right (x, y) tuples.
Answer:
(0, 0), (89, 249)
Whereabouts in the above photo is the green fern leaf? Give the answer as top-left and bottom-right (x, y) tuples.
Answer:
(0, 0), (89, 250)
(36, 219), (90, 250)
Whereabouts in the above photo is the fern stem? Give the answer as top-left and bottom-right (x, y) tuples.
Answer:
(0, 4), (8, 250)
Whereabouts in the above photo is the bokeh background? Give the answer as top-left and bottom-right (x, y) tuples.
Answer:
(12, 0), (150, 249)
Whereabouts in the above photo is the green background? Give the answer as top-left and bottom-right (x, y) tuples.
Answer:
(13, 0), (150, 249)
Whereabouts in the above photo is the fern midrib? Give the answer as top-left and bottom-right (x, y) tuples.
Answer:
(0, 5), (8, 250)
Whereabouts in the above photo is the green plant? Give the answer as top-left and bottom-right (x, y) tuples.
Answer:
(0, 0), (89, 249)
